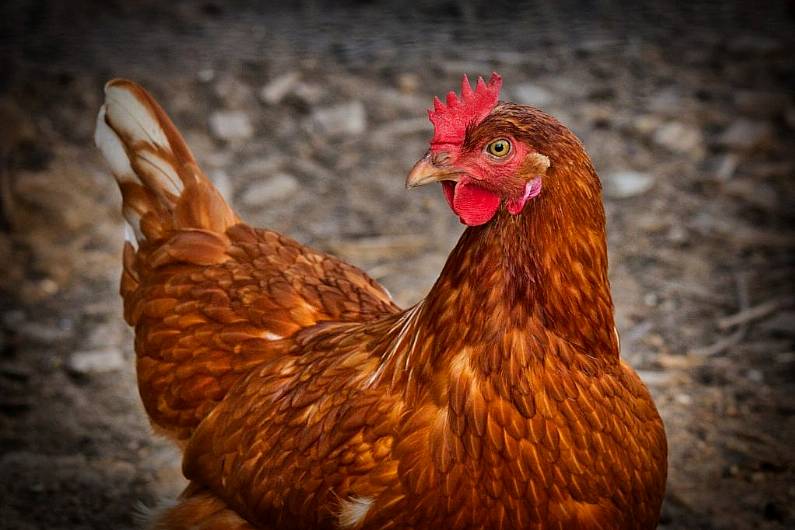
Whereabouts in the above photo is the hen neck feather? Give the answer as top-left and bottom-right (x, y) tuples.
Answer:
(421, 132), (618, 371)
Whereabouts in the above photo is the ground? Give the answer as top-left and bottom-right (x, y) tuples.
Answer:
(0, 2), (793, 529)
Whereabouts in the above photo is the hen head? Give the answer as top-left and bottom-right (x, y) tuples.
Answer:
(408, 73), (582, 227)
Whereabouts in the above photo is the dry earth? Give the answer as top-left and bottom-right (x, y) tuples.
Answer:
(0, 2), (793, 529)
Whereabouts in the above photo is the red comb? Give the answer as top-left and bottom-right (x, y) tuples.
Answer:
(428, 72), (502, 148)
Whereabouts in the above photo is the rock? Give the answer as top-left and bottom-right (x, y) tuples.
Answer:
(648, 88), (683, 116)
(714, 153), (739, 181)
(653, 121), (704, 155)
(208, 110), (254, 141)
(86, 322), (123, 349)
(292, 82), (324, 106)
(241, 173), (299, 206)
(260, 72), (300, 105)
(604, 170), (655, 199)
(511, 83), (553, 108)
(213, 75), (254, 109)
(197, 68), (215, 83)
(67, 348), (125, 375)
(18, 320), (74, 344)
(309, 101), (366, 137)
(633, 114), (663, 136)
(636, 370), (672, 387)
(397, 73), (420, 94)
(666, 224), (688, 244)
(718, 119), (774, 152)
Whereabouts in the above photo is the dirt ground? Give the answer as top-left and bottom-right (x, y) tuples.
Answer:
(0, 2), (793, 529)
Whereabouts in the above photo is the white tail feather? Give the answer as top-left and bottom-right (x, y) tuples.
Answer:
(95, 79), (237, 245)
(94, 105), (137, 184)
(104, 82), (171, 150)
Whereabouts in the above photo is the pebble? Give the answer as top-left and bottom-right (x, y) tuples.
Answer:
(636, 370), (672, 387)
(397, 73), (420, 94)
(67, 348), (125, 375)
(241, 173), (299, 206)
(213, 75), (254, 109)
(511, 83), (553, 108)
(87, 321), (124, 347)
(18, 320), (74, 344)
(714, 153), (739, 181)
(604, 170), (655, 199)
(653, 121), (704, 155)
(260, 72), (301, 105)
(208, 110), (254, 141)
(309, 101), (367, 137)
(293, 82), (324, 106)
(718, 119), (774, 152)
(197, 68), (215, 83)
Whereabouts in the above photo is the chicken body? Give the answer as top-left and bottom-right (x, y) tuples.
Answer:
(96, 78), (666, 530)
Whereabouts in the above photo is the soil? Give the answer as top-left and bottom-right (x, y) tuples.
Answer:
(1, 2), (793, 529)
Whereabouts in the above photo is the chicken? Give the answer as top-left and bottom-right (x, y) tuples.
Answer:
(95, 73), (667, 530)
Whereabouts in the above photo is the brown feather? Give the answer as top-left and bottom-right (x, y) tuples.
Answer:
(98, 81), (665, 529)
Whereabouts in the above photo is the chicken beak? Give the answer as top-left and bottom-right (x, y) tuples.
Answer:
(406, 153), (461, 188)
(406, 155), (439, 188)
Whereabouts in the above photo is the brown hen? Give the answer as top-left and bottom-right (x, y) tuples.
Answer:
(95, 73), (666, 530)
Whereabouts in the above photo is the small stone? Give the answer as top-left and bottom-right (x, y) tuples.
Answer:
(746, 369), (764, 383)
(511, 83), (553, 108)
(208, 111), (254, 141)
(309, 101), (366, 137)
(241, 173), (299, 206)
(719, 119), (774, 152)
(87, 322), (123, 349)
(18, 320), (73, 343)
(67, 348), (125, 374)
(636, 370), (671, 387)
(197, 68), (215, 83)
(397, 73), (420, 94)
(213, 76), (254, 109)
(643, 293), (659, 307)
(260, 72), (301, 105)
(633, 114), (663, 135)
(653, 121), (704, 154)
(714, 153), (739, 181)
(293, 83), (324, 105)
(648, 88), (682, 116)
(604, 170), (655, 199)
(666, 224), (688, 244)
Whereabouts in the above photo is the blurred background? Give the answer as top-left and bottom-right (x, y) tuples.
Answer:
(0, 1), (793, 528)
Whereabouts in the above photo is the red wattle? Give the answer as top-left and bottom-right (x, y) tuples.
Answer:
(449, 179), (501, 226)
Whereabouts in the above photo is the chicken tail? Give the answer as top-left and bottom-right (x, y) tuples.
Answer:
(94, 79), (238, 247)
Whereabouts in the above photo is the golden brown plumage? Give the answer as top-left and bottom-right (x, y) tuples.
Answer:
(96, 75), (666, 529)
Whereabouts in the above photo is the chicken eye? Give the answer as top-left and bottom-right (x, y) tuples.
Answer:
(486, 139), (511, 158)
